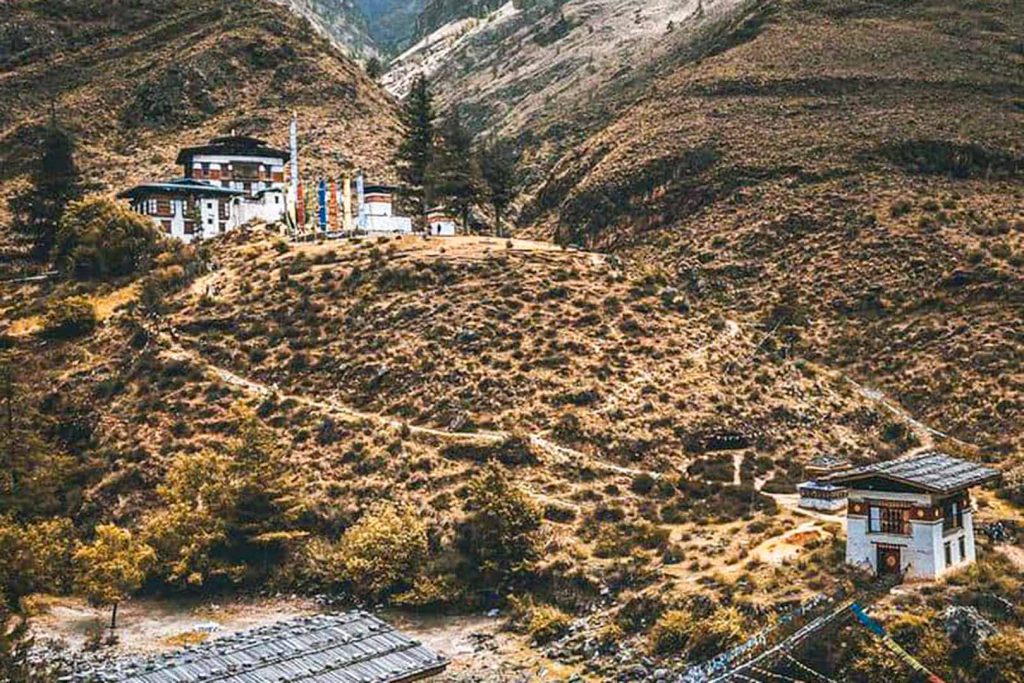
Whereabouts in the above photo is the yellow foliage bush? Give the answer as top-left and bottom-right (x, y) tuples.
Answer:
(526, 604), (572, 644)
(338, 502), (429, 601)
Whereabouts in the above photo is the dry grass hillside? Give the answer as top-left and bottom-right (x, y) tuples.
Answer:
(3, 229), (1019, 678)
(0, 0), (401, 227)
(528, 0), (1024, 456)
(172, 232), (920, 472)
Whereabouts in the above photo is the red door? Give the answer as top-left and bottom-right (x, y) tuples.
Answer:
(877, 545), (901, 575)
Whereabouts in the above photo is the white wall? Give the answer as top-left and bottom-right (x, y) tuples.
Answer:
(845, 492), (981, 581)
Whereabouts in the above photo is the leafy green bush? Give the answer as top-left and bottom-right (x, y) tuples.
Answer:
(42, 296), (97, 338)
(55, 197), (165, 280)
(457, 464), (542, 587)
(649, 610), (691, 655)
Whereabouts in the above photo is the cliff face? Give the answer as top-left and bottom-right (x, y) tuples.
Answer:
(0, 0), (402, 227)
(415, 0), (508, 36)
(354, 0), (426, 53)
(276, 0), (379, 57)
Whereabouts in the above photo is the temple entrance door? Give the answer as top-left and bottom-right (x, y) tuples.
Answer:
(877, 545), (902, 575)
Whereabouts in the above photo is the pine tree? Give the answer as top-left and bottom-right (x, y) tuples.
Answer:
(395, 75), (435, 217)
(432, 112), (481, 230)
(479, 138), (518, 237)
(9, 114), (84, 263)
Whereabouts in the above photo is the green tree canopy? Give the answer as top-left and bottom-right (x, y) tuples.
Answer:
(54, 197), (166, 280)
(337, 502), (429, 601)
(479, 138), (519, 236)
(431, 112), (481, 229)
(458, 463), (542, 588)
(396, 75), (435, 216)
(143, 451), (240, 588)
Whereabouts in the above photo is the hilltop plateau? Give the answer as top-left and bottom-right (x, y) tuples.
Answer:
(0, 0), (400, 228)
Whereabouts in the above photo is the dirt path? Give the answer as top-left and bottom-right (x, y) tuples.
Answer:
(148, 323), (664, 486)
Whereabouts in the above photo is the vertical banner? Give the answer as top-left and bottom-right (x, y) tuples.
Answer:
(289, 113), (299, 225)
(329, 179), (340, 233)
(317, 178), (328, 232)
(296, 178), (305, 230)
(356, 172), (365, 220)
(343, 176), (353, 233)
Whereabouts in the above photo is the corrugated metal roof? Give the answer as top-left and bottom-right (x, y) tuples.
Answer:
(827, 451), (1000, 494)
(63, 612), (448, 683)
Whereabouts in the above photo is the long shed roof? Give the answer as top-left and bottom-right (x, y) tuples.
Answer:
(63, 611), (448, 683)
(117, 178), (247, 200)
(826, 451), (999, 494)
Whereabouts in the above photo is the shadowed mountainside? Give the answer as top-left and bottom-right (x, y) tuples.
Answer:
(526, 0), (1023, 455)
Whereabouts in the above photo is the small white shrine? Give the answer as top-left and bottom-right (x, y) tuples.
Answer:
(829, 452), (999, 580)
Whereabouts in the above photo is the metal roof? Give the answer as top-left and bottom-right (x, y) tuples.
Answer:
(176, 136), (290, 164)
(117, 179), (248, 200)
(63, 611), (448, 683)
(826, 451), (1000, 494)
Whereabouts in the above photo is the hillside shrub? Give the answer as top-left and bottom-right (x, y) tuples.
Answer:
(526, 604), (572, 644)
(337, 502), (429, 601)
(649, 610), (691, 655)
(458, 464), (542, 587)
(54, 197), (165, 280)
(42, 296), (97, 338)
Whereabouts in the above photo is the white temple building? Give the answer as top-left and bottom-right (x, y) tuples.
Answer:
(120, 135), (290, 243)
(426, 207), (457, 236)
(829, 452), (999, 580)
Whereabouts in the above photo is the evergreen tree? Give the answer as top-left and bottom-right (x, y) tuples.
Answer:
(432, 112), (481, 229)
(479, 138), (518, 237)
(395, 75), (435, 217)
(9, 115), (84, 262)
(365, 57), (383, 80)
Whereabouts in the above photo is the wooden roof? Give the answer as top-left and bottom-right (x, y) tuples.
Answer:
(63, 611), (448, 683)
(117, 178), (247, 200)
(827, 451), (1000, 494)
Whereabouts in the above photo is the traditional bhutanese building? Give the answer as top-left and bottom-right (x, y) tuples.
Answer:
(828, 452), (999, 580)
(177, 134), (288, 195)
(357, 183), (413, 234)
(797, 454), (850, 512)
(117, 179), (246, 245)
(426, 207), (457, 236)
(121, 135), (291, 242)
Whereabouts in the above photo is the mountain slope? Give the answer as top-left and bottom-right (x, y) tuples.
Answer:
(382, 0), (760, 167)
(354, 0), (425, 53)
(0, 0), (401, 229)
(275, 0), (380, 57)
(528, 0), (1024, 454)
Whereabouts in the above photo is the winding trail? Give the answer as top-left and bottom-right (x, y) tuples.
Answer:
(147, 322), (658, 480)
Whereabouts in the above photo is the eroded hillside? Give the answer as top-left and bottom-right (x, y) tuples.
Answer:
(528, 0), (1024, 456)
(382, 0), (760, 163)
(0, 0), (401, 226)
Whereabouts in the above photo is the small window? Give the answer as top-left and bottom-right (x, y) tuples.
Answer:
(958, 536), (966, 563)
(944, 541), (952, 567)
